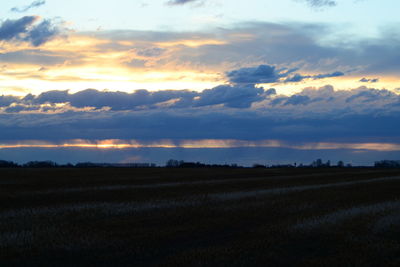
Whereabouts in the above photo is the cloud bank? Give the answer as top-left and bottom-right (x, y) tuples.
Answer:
(1, 84), (399, 148)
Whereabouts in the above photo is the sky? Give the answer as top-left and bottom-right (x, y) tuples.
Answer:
(1, 0), (400, 165)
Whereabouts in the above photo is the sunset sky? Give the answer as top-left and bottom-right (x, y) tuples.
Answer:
(1, 0), (400, 165)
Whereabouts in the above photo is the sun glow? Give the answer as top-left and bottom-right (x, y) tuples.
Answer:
(1, 139), (400, 152)
(2, 32), (400, 97)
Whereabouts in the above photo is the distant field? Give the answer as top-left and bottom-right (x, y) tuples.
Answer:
(1, 168), (400, 266)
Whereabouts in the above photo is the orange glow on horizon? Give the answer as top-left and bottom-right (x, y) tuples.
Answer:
(1, 139), (400, 152)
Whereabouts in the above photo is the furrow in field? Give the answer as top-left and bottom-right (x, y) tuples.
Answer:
(2, 176), (400, 219)
(293, 200), (400, 230)
(16, 177), (269, 195)
(372, 211), (400, 232)
(13, 174), (400, 196)
(0, 200), (199, 219)
(210, 176), (400, 200)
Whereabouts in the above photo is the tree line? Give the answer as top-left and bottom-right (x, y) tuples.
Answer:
(0, 159), (399, 168)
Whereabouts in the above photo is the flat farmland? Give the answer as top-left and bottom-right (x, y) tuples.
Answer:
(1, 168), (400, 266)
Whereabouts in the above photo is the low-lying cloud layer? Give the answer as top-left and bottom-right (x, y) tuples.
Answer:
(0, 84), (399, 148)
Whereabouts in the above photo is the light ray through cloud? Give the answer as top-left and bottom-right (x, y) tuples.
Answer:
(1, 139), (400, 152)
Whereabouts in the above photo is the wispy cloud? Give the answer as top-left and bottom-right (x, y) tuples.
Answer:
(10, 0), (46, 13)
(360, 78), (379, 83)
(166, 0), (202, 6)
(297, 0), (337, 8)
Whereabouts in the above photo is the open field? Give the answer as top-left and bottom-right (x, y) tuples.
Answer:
(1, 167), (400, 266)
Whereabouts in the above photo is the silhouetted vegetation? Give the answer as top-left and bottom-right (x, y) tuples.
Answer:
(0, 160), (18, 168)
(252, 164), (267, 168)
(23, 161), (58, 168)
(0, 158), (399, 169)
(166, 159), (240, 168)
(375, 160), (400, 168)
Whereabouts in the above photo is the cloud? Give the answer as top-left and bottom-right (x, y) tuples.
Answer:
(1, 22), (400, 94)
(10, 0), (46, 13)
(297, 0), (337, 8)
(0, 86), (399, 147)
(1, 85), (400, 165)
(194, 84), (266, 108)
(0, 16), (37, 41)
(166, 0), (202, 6)
(23, 19), (60, 46)
(226, 65), (296, 84)
(226, 64), (344, 85)
(0, 16), (61, 46)
(0, 50), (68, 65)
(2, 22), (398, 83)
(18, 84), (268, 110)
(284, 71), (344, 83)
(135, 47), (166, 57)
(2, 84), (399, 115)
(360, 78), (379, 83)
(164, 22), (400, 78)
(0, 96), (19, 107)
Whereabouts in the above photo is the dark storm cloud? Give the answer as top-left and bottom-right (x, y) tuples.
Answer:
(10, 0), (46, 13)
(0, 16), (61, 46)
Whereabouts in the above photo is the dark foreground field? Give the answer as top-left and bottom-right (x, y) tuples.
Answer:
(1, 167), (400, 266)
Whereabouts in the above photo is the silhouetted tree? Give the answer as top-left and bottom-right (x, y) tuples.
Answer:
(166, 159), (183, 167)
(375, 160), (400, 168)
(253, 164), (266, 168)
(0, 160), (19, 168)
(23, 161), (57, 168)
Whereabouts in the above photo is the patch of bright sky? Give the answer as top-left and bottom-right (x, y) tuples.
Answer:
(1, 0), (398, 39)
